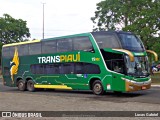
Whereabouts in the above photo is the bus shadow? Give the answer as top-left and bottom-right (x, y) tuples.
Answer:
(104, 91), (145, 97)
(37, 89), (93, 95)
(37, 89), (147, 98)
(1, 85), (148, 99)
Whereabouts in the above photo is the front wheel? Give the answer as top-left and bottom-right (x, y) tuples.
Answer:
(17, 80), (26, 91)
(92, 80), (104, 95)
(27, 80), (35, 92)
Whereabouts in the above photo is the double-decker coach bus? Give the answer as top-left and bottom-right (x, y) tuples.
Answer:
(1, 31), (158, 95)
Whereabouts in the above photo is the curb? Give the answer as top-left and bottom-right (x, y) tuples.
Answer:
(151, 85), (160, 87)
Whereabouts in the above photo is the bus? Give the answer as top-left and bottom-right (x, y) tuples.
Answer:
(1, 31), (158, 95)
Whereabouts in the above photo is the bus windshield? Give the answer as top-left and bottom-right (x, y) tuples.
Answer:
(118, 33), (145, 52)
(125, 56), (149, 78)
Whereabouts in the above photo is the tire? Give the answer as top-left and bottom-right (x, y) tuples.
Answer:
(92, 80), (104, 95)
(17, 80), (26, 91)
(27, 80), (35, 92)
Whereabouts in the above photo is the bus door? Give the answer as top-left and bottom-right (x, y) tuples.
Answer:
(111, 59), (126, 92)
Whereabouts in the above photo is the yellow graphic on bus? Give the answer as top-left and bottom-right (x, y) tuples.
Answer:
(60, 53), (80, 62)
(10, 47), (19, 84)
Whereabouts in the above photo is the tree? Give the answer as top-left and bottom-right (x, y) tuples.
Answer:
(152, 37), (160, 62)
(0, 14), (30, 44)
(91, 0), (160, 51)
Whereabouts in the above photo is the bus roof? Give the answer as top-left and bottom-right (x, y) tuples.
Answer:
(3, 32), (90, 47)
(91, 30), (133, 35)
(2, 31), (133, 47)
(3, 40), (41, 47)
(41, 32), (90, 41)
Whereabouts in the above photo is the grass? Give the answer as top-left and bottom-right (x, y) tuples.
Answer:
(151, 72), (160, 85)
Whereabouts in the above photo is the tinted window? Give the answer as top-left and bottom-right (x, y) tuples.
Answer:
(42, 40), (57, 54)
(112, 60), (125, 74)
(62, 63), (74, 74)
(44, 64), (54, 74)
(29, 43), (41, 55)
(74, 63), (100, 74)
(84, 63), (100, 74)
(31, 62), (100, 74)
(57, 38), (72, 52)
(75, 63), (84, 74)
(31, 65), (44, 74)
(2, 47), (10, 57)
(73, 37), (93, 51)
(118, 33), (145, 52)
(106, 60), (112, 70)
(92, 33), (120, 49)
(10, 46), (15, 57)
(18, 44), (29, 56)
(31, 64), (60, 74)
(52, 64), (60, 74)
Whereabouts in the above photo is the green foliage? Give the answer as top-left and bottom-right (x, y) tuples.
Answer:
(91, 0), (160, 60)
(0, 14), (30, 44)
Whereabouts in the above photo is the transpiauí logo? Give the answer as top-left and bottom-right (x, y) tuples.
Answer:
(10, 47), (19, 84)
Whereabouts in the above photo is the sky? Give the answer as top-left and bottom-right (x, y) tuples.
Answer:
(0, 0), (101, 40)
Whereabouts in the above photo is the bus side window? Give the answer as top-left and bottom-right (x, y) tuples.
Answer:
(31, 64), (44, 74)
(18, 44), (29, 56)
(42, 40), (57, 54)
(44, 64), (53, 74)
(105, 60), (112, 70)
(29, 43), (41, 55)
(74, 63), (84, 74)
(93, 33), (120, 49)
(10, 46), (15, 58)
(2, 47), (10, 57)
(61, 63), (74, 74)
(112, 60), (124, 74)
(84, 63), (100, 74)
(73, 37), (94, 52)
(31, 64), (61, 74)
(57, 38), (72, 52)
(53, 64), (60, 74)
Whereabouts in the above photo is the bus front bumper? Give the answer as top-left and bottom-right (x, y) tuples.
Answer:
(122, 78), (151, 92)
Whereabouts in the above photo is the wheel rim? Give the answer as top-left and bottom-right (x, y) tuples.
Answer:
(28, 82), (33, 90)
(94, 83), (102, 94)
(27, 81), (34, 91)
(18, 82), (24, 89)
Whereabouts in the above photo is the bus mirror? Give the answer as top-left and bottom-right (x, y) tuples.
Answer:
(146, 50), (158, 61)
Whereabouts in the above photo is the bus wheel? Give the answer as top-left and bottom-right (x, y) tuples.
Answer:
(17, 80), (26, 91)
(92, 80), (104, 95)
(27, 80), (35, 92)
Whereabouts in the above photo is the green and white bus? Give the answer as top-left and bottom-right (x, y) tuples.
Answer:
(1, 31), (158, 95)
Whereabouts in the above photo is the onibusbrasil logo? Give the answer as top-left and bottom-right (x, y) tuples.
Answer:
(10, 47), (19, 84)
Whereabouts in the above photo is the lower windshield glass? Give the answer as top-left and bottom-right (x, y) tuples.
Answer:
(125, 56), (149, 77)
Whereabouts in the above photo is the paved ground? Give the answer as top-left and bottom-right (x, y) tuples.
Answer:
(0, 81), (160, 120)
